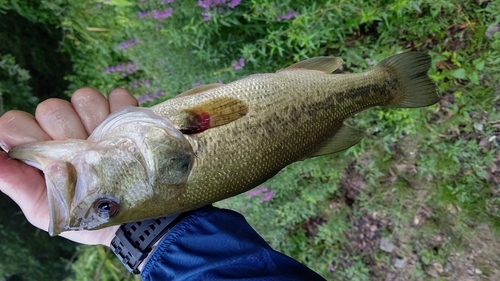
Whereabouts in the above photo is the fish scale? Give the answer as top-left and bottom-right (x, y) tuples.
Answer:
(155, 69), (404, 210)
(8, 52), (440, 235)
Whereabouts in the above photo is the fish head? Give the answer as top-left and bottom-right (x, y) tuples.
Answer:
(42, 141), (151, 236)
(9, 107), (194, 236)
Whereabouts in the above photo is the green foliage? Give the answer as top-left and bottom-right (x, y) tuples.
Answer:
(2, 0), (500, 280)
(66, 246), (138, 281)
(0, 196), (75, 281)
(0, 225), (45, 281)
(0, 53), (37, 114)
(0, 7), (73, 111)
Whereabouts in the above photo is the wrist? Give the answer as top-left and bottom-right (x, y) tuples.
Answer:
(110, 212), (188, 274)
(137, 232), (168, 271)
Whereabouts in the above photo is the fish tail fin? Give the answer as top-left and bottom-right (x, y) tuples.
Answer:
(376, 52), (441, 108)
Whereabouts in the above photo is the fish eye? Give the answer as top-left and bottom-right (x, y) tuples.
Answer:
(94, 198), (119, 219)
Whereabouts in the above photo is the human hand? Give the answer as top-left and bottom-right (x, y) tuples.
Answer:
(0, 88), (138, 246)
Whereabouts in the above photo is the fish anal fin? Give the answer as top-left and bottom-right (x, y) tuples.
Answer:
(278, 57), (343, 74)
(306, 125), (364, 159)
(180, 97), (248, 134)
(175, 83), (223, 98)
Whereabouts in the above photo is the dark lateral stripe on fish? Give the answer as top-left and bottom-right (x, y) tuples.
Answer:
(333, 82), (393, 110)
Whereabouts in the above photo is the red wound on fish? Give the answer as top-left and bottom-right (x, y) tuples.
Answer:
(180, 111), (211, 134)
(179, 97), (248, 134)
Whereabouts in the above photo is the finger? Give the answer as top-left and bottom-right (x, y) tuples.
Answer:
(0, 111), (52, 151)
(0, 152), (49, 230)
(71, 88), (110, 135)
(108, 88), (138, 113)
(0, 151), (118, 244)
(35, 99), (89, 140)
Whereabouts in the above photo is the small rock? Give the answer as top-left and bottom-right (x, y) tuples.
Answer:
(467, 269), (474, 275)
(380, 237), (395, 253)
(475, 268), (482, 275)
(413, 215), (420, 226)
(444, 262), (454, 273)
(434, 262), (443, 274)
(426, 264), (439, 278)
(394, 258), (407, 269)
(474, 122), (484, 131)
(486, 23), (500, 38)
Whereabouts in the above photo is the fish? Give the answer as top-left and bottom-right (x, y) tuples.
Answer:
(8, 52), (440, 236)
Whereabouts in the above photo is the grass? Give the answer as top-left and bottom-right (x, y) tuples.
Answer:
(2, 0), (500, 280)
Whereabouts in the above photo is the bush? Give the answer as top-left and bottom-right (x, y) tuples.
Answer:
(0, 53), (37, 114)
(2, 0), (500, 280)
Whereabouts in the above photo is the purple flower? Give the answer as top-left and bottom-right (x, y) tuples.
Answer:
(138, 11), (150, 18)
(328, 263), (335, 272)
(198, 0), (239, 21)
(277, 11), (298, 21)
(229, 0), (241, 8)
(232, 58), (245, 70)
(137, 89), (166, 105)
(103, 61), (138, 76)
(153, 8), (173, 19)
(246, 186), (275, 203)
(259, 190), (275, 203)
(118, 38), (139, 50)
(246, 186), (268, 198)
(198, 0), (210, 9)
(161, 0), (174, 3)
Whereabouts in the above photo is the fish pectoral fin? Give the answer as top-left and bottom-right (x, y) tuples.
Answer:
(306, 124), (364, 159)
(175, 83), (224, 98)
(180, 97), (248, 134)
(277, 56), (343, 74)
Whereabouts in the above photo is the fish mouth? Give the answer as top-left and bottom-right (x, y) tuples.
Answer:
(43, 161), (76, 236)
(47, 178), (70, 236)
(8, 141), (89, 236)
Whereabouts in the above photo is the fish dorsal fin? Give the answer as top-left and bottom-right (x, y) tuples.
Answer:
(180, 97), (248, 134)
(277, 57), (343, 74)
(306, 124), (364, 159)
(175, 83), (223, 98)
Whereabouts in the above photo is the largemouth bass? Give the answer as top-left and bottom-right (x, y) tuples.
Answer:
(9, 52), (440, 236)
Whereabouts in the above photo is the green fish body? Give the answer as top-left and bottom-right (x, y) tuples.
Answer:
(9, 52), (440, 236)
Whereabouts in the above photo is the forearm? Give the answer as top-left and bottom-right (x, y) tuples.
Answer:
(137, 206), (325, 281)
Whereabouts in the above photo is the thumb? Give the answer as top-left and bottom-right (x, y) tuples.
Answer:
(0, 152), (50, 229)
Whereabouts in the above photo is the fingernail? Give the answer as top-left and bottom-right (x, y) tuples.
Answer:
(0, 140), (9, 152)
